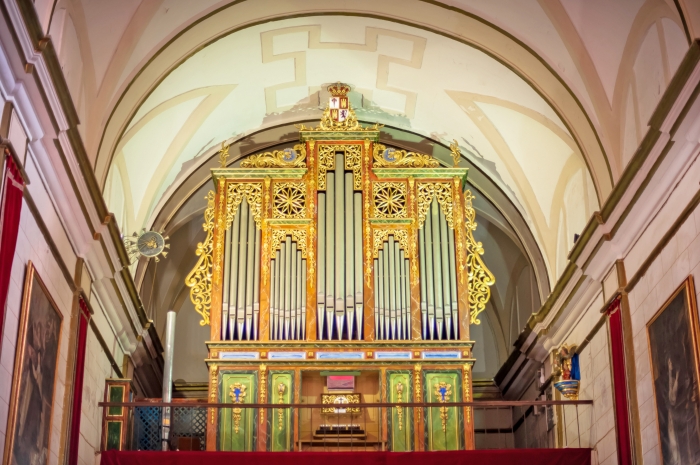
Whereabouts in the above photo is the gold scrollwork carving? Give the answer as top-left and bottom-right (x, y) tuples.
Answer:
(209, 364), (218, 424)
(271, 229), (308, 258)
(396, 381), (404, 431)
(317, 145), (336, 191)
(434, 382), (452, 432)
(273, 182), (306, 218)
(363, 140), (373, 287)
(373, 182), (407, 218)
(372, 229), (409, 259)
(226, 183), (263, 229)
(277, 382), (286, 431)
(373, 143), (440, 168)
(416, 182), (454, 229)
(321, 393), (361, 413)
(229, 383), (247, 434)
(241, 144), (307, 168)
(185, 190), (215, 326)
(464, 190), (495, 325)
(463, 363), (472, 424)
(344, 145), (363, 190)
(259, 364), (267, 424)
(414, 364), (422, 421)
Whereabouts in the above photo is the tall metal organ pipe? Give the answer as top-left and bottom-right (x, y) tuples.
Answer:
(373, 236), (411, 340)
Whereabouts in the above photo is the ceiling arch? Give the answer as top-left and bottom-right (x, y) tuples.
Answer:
(102, 13), (603, 282)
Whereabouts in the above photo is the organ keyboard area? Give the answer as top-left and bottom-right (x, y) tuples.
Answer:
(187, 111), (494, 343)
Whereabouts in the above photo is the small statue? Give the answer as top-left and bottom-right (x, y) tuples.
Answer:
(553, 344), (580, 400)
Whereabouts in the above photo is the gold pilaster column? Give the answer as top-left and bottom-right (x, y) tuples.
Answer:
(362, 138), (376, 340)
(259, 177), (272, 341)
(452, 178), (471, 340)
(210, 179), (227, 341)
(305, 140), (318, 340)
(206, 364), (219, 450)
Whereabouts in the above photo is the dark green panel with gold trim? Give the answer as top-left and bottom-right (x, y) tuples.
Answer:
(386, 370), (413, 451)
(423, 370), (463, 451)
(268, 371), (294, 451)
(219, 371), (258, 451)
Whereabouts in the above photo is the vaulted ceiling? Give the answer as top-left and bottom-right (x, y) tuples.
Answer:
(34, 0), (698, 379)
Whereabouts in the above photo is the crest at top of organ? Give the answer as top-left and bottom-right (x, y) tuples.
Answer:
(186, 83), (494, 343)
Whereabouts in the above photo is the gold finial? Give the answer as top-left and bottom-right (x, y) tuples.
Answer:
(219, 142), (230, 167)
(450, 139), (461, 167)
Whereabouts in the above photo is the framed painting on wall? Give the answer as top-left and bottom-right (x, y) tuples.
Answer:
(2, 261), (63, 465)
(648, 276), (700, 464)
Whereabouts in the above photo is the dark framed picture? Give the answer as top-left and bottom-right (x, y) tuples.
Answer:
(648, 276), (700, 464)
(2, 262), (63, 465)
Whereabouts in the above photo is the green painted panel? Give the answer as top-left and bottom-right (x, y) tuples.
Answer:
(423, 371), (463, 451)
(268, 372), (294, 451)
(219, 372), (258, 451)
(387, 371), (413, 452)
(107, 386), (124, 416)
(106, 421), (122, 450)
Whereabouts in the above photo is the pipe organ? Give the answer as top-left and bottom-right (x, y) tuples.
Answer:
(186, 83), (494, 453)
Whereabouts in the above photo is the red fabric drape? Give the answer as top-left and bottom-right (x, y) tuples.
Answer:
(607, 298), (633, 465)
(101, 449), (591, 465)
(0, 153), (24, 355)
(68, 298), (91, 465)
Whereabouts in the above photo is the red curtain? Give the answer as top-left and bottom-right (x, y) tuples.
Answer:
(0, 153), (24, 355)
(68, 297), (92, 465)
(607, 298), (633, 465)
(102, 449), (591, 465)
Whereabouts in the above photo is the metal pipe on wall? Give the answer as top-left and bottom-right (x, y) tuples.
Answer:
(236, 201), (250, 341)
(388, 237), (397, 339)
(228, 205), (241, 341)
(353, 192), (363, 340)
(326, 171), (335, 339)
(430, 201), (444, 340)
(245, 201), (256, 340)
(439, 209), (452, 340)
(161, 310), (176, 450)
(345, 171), (354, 340)
(317, 192), (326, 339)
(418, 226), (428, 339)
(284, 236), (292, 340)
(253, 228), (262, 340)
(447, 227), (459, 339)
(221, 228), (232, 340)
(334, 153), (345, 339)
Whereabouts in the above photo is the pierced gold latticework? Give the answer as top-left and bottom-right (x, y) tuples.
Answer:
(226, 182), (263, 229)
(185, 190), (215, 326)
(317, 145), (336, 191)
(273, 182), (306, 218)
(271, 229), (308, 258)
(373, 229), (409, 258)
(241, 144), (307, 168)
(373, 182), (407, 218)
(344, 145), (363, 190)
(416, 182), (454, 229)
(373, 143), (440, 168)
(464, 190), (495, 325)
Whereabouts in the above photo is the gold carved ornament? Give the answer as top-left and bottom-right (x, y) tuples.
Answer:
(344, 145), (363, 190)
(373, 182), (407, 218)
(259, 364), (267, 424)
(296, 83), (381, 133)
(185, 191), (216, 326)
(219, 142), (230, 167)
(273, 182), (306, 219)
(229, 383), (247, 434)
(240, 144), (307, 168)
(372, 229), (410, 259)
(396, 381), (404, 432)
(416, 182), (454, 229)
(277, 382), (286, 431)
(463, 363), (472, 424)
(408, 177), (419, 286)
(450, 139), (461, 167)
(316, 145), (336, 191)
(373, 144), (440, 168)
(209, 364), (218, 424)
(226, 182), (263, 229)
(363, 139), (373, 287)
(434, 382), (452, 432)
(271, 230), (308, 259)
(464, 190), (495, 324)
(414, 364), (422, 421)
(321, 394), (361, 414)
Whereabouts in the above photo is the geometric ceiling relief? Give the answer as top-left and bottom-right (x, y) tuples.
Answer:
(103, 16), (600, 281)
